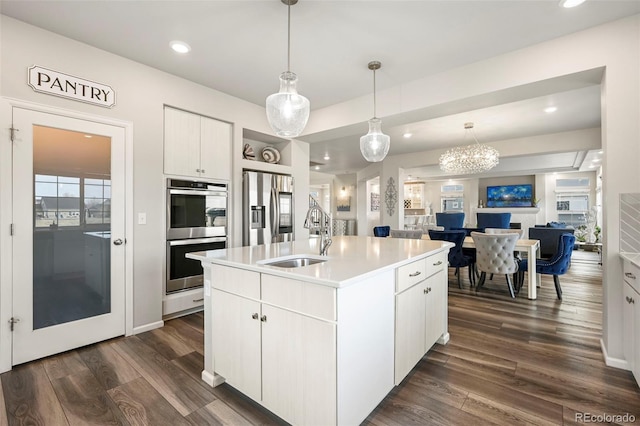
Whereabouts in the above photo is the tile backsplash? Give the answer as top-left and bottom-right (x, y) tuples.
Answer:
(620, 193), (640, 253)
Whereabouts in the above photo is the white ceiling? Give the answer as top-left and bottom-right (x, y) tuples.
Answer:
(2, 0), (638, 177)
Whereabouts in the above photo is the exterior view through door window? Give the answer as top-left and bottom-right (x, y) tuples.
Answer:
(33, 125), (112, 329)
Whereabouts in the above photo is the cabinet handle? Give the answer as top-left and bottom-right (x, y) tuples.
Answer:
(201, 169), (205, 173)
(251, 313), (259, 320)
(260, 315), (267, 322)
(423, 287), (432, 294)
(409, 271), (422, 277)
(433, 261), (443, 266)
(192, 298), (204, 303)
(196, 168), (201, 173)
(625, 272), (636, 279)
(627, 296), (635, 304)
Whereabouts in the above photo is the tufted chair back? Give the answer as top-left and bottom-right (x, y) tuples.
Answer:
(389, 229), (423, 239)
(373, 226), (390, 237)
(485, 227), (525, 239)
(435, 212), (465, 230)
(428, 230), (466, 265)
(471, 231), (519, 275)
(476, 212), (511, 230)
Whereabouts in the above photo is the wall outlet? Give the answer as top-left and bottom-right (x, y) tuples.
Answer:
(138, 212), (147, 225)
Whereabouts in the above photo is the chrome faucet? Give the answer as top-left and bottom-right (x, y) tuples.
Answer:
(304, 204), (333, 256)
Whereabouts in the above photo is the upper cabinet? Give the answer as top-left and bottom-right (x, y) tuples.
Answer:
(164, 106), (232, 181)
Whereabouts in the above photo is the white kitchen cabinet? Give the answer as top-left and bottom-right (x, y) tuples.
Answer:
(211, 288), (261, 401)
(164, 106), (231, 181)
(211, 267), (337, 425)
(623, 259), (640, 385)
(261, 304), (336, 426)
(395, 251), (447, 384)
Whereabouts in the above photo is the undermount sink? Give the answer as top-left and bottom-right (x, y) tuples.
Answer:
(260, 256), (328, 268)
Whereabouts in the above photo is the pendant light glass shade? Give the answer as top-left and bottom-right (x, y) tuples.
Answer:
(266, 71), (310, 137)
(360, 118), (390, 162)
(266, 0), (309, 138)
(360, 60), (390, 162)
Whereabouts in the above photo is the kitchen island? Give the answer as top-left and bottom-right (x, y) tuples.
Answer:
(188, 235), (453, 426)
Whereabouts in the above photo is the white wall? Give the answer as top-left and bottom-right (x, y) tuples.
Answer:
(0, 17), (309, 337)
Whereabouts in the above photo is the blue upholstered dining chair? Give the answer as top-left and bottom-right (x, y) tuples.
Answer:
(435, 212), (465, 230)
(476, 212), (511, 230)
(373, 226), (390, 237)
(428, 230), (474, 288)
(518, 233), (575, 300)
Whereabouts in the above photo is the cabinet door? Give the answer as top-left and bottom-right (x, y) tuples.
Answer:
(211, 289), (261, 401)
(261, 305), (337, 426)
(395, 281), (427, 383)
(425, 270), (446, 350)
(200, 117), (232, 181)
(164, 107), (201, 177)
(635, 294), (640, 385)
(623, 282), (635, 374)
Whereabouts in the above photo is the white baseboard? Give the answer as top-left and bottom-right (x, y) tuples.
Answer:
(132, 320), (164, 335)
(600, 338), (630, 370)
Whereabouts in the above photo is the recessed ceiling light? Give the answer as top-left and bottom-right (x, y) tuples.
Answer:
(314, 165), (320, 170)
(559, 0), (586, 8)
(84, 134), (92, 138)
(403, 133), (412, 138)
(589, 164), (596, 168)
(592, 158), (601, 162)
(170, 41), (191, 54)
(544, 106), (558, 113)
(323, 154), (330, 160)
(598, 150), (603, 154)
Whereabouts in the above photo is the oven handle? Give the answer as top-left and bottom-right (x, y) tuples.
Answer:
(168, 237), (227, 246)
(168, 189), (228, 197)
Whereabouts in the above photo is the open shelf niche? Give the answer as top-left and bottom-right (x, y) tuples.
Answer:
(241, 128), (292, 174)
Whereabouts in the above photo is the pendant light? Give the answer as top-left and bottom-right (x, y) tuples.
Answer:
(439, 122), (499, 174)
(360, 61), (390, 162)
(266, 0), (310, 138)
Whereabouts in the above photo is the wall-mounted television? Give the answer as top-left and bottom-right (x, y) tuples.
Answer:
(486, 184), (533, 207)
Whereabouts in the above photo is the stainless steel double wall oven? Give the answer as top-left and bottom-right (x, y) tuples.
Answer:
(166, 178), (228, 294)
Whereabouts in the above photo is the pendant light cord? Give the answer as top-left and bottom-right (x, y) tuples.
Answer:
(373, 68), (377, 118)
(287, 2), (291, 72)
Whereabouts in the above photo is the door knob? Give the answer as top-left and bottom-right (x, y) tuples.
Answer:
(113, 239), (124, 246)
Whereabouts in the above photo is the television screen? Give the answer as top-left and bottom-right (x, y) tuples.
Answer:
(486, 184), (533, 207)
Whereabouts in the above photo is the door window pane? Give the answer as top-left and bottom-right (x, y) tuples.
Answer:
(32, 125), (112, 329)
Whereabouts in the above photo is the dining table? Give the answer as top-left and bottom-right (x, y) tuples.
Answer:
(422, 235), (541, 299)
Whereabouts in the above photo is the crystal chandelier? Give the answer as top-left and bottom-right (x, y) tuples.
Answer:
(439, 122), (499, 174)
(266, 0), (310, 138)
(360, 61), (390, 162)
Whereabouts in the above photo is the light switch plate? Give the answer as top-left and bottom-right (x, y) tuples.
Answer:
(138, 212), (147, 225)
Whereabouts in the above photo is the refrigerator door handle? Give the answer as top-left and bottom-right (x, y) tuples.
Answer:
(270, 187), (279, 239)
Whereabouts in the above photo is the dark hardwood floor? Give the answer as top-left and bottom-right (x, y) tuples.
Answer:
(2, 250), (639, 425)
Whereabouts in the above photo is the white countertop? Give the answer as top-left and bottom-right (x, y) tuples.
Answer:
(620, 252), (640, 268)
(187, 236), (453, 288)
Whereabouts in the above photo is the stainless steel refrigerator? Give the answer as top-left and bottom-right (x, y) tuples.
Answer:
(243, 171), (294, 246)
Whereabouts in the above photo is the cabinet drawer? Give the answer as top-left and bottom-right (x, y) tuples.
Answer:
(262, 274), (336, 321)
(211, 264), (260, 299)
(396, 258), (427, 293)
(163, 288), (204, 316)
(426, 251), (447, 278)
(624, 260), (640, 294)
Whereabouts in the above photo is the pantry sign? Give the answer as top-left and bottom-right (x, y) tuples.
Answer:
(27, 65), (116, 108)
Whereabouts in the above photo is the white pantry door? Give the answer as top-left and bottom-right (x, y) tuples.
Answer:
(11, 107), (126, 365)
